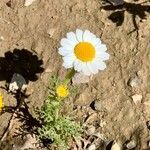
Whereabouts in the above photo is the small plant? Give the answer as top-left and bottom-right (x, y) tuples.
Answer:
(37, 29), (110, 149)
(37, 76), (82, 150)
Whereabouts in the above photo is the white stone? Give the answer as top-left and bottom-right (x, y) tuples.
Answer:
(131, 94), (142, 105)
(0, 36), (4, 41)
(24, 0), (36, 6)
(111, 142), (121, 150)
(129, 75), (140, 87)
(126, 140), (136, 149)
(47, 28), (56, 38)
(87, 144), (96, 150)
(9, 82), (19, 93)
(9, 73), (27, 93)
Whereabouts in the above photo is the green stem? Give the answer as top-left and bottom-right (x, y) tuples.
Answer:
(64, 68), (76, 85)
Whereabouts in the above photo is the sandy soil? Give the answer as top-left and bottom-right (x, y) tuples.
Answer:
(0, 0), (149, 149)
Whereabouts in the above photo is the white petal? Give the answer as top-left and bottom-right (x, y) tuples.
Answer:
(91, 59), (107, 71)
(62, 55), (75, 68)
(96, 44), (107, 52)
(90, 61), (99, 71)
(96, 52), (110, 61)
(63, 61), (73, 68)
(60, 38), (73, 47)
(90, 38), (101, 47)
(81, 63), (91, 76)
(66, 32), (78, 45)
(87, 62), (98, 74)
(83, 30), (96, 41)
(97, 61), (107, 70)
(74, 60), (82, 72)
(76, 29), (83, 42)
(58, 47), (72, 56)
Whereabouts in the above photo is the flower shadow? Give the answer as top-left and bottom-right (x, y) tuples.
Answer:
(101, 0), (150, 33)
(0, 48), (44, 84)
(0, 49), (45, 147)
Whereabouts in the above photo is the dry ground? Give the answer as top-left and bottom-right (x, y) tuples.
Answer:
(0, 0), (149, 149)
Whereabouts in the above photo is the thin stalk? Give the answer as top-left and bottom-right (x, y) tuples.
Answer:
(64, 68), (76, 85)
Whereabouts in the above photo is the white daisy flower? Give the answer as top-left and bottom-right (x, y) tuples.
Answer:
(59, 29), (110, 76)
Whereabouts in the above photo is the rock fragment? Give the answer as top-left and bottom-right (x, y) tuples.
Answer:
(131, 94), (142, 105)
(126, 140), (136, 149)
(128, 74), (141, 88)
(24, 0), (36, 6)
(47, 28), (56, 38)
(0, 36), (4, 42)
(9, 73), (27, 93)
(87, 144), (96, 150)
(111, 142), (122, 150)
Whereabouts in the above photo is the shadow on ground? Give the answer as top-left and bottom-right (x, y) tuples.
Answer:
(0, 49), (44, 84)
(101, 0), (150, 32)
(0, 49), (45, 149)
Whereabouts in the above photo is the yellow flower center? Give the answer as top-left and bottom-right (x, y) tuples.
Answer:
(0, 94), (4, 111)
(74, 42), (95, 62)
(56, 85), (69, 98)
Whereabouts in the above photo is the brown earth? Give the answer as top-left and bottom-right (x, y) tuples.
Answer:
(0, 0), (149, 149)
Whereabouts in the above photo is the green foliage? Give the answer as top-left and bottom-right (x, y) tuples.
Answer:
(37, 76), (82, 150)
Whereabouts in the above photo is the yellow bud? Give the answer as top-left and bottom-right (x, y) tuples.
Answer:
(56, 85), (69, 98)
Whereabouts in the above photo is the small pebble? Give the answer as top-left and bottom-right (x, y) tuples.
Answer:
(111, 142), (121, 150)
(126, 140), (136, 149)
(24, 0), (36, 6)
(47, 28), (56, 38)
(128, 74), (141, 88)
(87, 144), (96, 150)
(9, 73), (27, 93)
(131, 94), (142, 105)
(0, 36), (4, 42)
